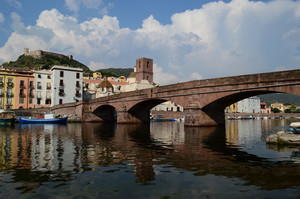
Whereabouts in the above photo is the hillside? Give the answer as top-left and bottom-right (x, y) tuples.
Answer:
(95, 68), (134, 77)
(2, 54), (90, 72)
(259, 93), (300, 106)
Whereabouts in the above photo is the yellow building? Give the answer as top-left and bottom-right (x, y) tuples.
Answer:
(93, 72), (102, 79)
(270, 102), (284, 112)
(225, 102), (237, 113)
(0, 69), (16, 110)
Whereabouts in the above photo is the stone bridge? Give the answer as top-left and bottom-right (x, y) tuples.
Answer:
(51, 69), (300, 126)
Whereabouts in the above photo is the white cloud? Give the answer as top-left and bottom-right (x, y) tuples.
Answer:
(153, 64), (179, 85)
(1, 0), (300, 85)
(7, 0), (22, 8)
(190, 72), (203, 80)
(0, 13), (4, 23)
(88, 61), (107, 71)
(65, 0), (108, 14)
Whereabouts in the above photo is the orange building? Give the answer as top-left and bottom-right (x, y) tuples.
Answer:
(14, 70), (35, 109)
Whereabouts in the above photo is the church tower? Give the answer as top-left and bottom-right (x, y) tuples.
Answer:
(135, 57), (153, 84)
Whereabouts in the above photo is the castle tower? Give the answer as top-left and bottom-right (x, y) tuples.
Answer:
(24, 48), (29, 55)
(135, 57), (153, 83)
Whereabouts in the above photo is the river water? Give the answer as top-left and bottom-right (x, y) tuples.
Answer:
(0, 119), (300, 198)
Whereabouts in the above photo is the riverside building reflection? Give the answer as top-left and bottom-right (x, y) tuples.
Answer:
(0, 119), (300, 198)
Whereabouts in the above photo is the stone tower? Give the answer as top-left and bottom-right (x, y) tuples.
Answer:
(135, 57), (153, 83)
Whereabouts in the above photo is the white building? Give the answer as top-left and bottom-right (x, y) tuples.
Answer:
(237, 96), (260, 113)
(34, 70), (52, 108)
(50, 66), (83, 106)
(152, 101), (183, 112)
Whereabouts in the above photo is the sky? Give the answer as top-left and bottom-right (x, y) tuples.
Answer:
(0, 0), (299, 85)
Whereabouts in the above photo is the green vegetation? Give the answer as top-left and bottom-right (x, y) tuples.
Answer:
(276, 136), (289, 146)
(95, 68), (134, 78)
(2, 54), (91, 72)
(259, 93), (300, 106)
(271, 107), (281, 113)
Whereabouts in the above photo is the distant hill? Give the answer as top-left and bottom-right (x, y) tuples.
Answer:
(95, 68), (134, 77)
(2, 54), (90, 72)
(259, 93), (300, 106)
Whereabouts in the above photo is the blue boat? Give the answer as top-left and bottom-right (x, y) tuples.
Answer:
(19, 113), (68, 124)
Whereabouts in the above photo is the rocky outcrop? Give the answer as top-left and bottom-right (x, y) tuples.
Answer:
(267, 131), (300, 145)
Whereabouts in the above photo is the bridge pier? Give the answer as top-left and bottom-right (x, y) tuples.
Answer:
(117, 110), (143, 124)
(184, 107), (220, 126)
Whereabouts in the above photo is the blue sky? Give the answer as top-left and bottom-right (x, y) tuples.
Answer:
(0, 0), (299, 85)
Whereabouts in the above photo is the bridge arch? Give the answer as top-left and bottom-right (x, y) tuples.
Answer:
(128, 98), (167, 122)
(93, 105), (117, 122)
(201, 90), (298, 125)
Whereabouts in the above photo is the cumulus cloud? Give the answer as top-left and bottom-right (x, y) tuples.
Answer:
(0, 13), (4, 23)
(1, 0), (300, 85)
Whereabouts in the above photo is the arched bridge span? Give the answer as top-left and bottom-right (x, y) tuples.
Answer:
(52, 69), (300, 126)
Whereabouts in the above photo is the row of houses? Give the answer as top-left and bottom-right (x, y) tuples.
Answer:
(0, 57), (158, 110)
(0, 65), (83, 110)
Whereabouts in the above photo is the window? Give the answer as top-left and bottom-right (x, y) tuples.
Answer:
(7, 88), (12, 96)
(47, 82), (51, 89)
(37, 82), (41, 89)
(147, 61), (149, 68)
(37, 98), (41, 105)
(60, 80), (64, 86)
(76, 81), (80, 87)
(47, 75), (51, 79)
(59, 99), (63, 104)
(19, 97), (24, 104)
(76, 73), (80, 79)
(46, 91), (51, 99)
(7, 97), (11, 105)
(60, 71), (64, 77)
(37, 91), (41, 98)
(20, 80), (25, 87)
(29, 89), (33, 97)
(29, 81), (34, 88)
(0, 78), (2, 84)
(29, 98), (32, 104)
(38, 74), (41, 78)
(46, 99), (51, 104)
(20, 89), (24, 96)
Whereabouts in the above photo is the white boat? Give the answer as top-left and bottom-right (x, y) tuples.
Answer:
(290, 122), (300, 132)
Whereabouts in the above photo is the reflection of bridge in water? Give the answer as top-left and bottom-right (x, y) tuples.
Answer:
(1, 121), (300, 193)
(52, 69), (300, 126)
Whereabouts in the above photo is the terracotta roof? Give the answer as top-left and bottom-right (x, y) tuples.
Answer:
(128, 72), (136, 78)
(98, 78), (113, 88)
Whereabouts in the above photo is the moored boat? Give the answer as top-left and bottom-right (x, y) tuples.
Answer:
(290, 122), (300, 133)
(19, 113), (68, 124)
(0, 110), (15, 126)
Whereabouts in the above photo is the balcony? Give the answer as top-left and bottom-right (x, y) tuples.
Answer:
(20, 84), (26, 89)
(0, 93), (4, 97)
(59, 83), (64, 89)
(7, 82), (14, 88)
(75, 92), (81, 97)
(19, 93), (26, 98)
(29, 93), (34, 98)
(6, 93), (14, 98)
(37, 95), (42, 99)
(37, 86), (42, 90)
(59, 92), (65, 96)
(29, 84), (34, 89)
(47, 86), (51, 90)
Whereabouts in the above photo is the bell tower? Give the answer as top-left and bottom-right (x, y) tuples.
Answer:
(135, 57), (153, 84)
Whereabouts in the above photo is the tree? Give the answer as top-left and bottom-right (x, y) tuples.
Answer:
(284, 109), (292, 113)
(271, 107), (281, 113)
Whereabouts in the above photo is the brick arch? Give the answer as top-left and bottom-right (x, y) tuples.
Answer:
(93, 105), (117, 122)
(128, 98), (167, 122)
